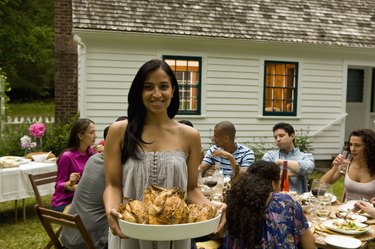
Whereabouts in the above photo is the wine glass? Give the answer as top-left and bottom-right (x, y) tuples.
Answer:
(317, 182), (333, 204)
(310, 179), (320, 197)
(204, 174), (218, 191)
(339, 151), (352, 175)
(315, 199), (331, 221)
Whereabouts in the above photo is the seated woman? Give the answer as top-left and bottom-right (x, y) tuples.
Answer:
(50, 118), (98, 212)
(224, 160), (314, 249)
(321, 129), (375, 201)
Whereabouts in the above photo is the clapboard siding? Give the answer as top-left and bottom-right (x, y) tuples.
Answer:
(75, 33), (375, 160)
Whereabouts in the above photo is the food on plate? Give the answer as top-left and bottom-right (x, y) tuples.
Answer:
(187, 204), (217, 223)
(332, 220), (367, 232)
(0, 158), (19, 168)
(118, 197), (149, 224)
(25, 151), (56, 160)
(118, 185), (217, 225)
(336, 212), (367, 223)
(147, 186), (188, 224)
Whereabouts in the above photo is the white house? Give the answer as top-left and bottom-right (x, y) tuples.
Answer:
(70, 0), (375, 160)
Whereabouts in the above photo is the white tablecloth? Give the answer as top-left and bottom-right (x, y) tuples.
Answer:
(0, 162), (57, 202)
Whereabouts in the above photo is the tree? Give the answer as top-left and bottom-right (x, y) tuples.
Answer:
(0, 0), (54, 102)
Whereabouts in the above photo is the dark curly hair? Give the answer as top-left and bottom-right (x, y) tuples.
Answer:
(348, 129), (375, 176)
(226, 160), (280, 248)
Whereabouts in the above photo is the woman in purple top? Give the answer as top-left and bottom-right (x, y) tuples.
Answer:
(51, 118), (98, 212)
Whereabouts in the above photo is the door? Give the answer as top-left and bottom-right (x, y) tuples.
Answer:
(345, 68), (371, 140)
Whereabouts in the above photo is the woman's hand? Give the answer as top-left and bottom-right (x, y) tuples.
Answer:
(93, 144), (104, 153)
(355, 201), (375, 218)
(108, 208), (126, 239)
(69, 172), (80, 185)
(213, 202), (227, 234)
(332, 154), (344, 168)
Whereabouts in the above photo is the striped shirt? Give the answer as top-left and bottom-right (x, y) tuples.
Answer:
(202, 143), (255, 177)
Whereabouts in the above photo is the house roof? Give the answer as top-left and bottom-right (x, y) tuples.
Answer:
(72, 0), (375, 48)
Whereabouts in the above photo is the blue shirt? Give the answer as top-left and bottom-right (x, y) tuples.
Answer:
(202, 143), (255, 177)
(262, 148), (315, 194)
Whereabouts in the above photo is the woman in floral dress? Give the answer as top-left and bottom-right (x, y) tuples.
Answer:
(224, 160), (314, 249)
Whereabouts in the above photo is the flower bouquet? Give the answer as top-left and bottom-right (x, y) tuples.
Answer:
(20, 123), (46, 155)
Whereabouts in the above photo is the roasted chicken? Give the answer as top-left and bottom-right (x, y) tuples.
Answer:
(119, 185), (216, 225)
(187, 204), (217, 223)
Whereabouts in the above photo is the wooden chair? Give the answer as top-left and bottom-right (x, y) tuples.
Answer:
(28, 171), (57, 207)
(29, 171), (59, 249)
(34, 205), (95, 249)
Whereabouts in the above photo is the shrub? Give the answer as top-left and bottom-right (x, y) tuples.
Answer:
(295, 128), (313, 153)
(247, 137), (275, 160)
(0, 115), (79, 157)
(248, 128), (313, 160)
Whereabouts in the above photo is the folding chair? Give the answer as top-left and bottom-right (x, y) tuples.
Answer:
(34, 205), (95, 249)
(28, 171), (57, 207)
(29, 171), (60, 249)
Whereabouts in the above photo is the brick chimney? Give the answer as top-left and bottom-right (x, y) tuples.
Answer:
(54, 0), (78, 122)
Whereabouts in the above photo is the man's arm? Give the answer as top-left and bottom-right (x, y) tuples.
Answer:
(275, 153), (315, 176)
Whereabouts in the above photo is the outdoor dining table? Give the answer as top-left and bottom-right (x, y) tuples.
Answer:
(0, 161), (57, 222)
(303, 198), (375, 249)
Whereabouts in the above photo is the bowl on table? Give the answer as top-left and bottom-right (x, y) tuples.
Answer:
(31, 153), (50, 162)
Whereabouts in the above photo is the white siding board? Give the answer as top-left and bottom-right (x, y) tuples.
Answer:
(77, 34), (364, 160)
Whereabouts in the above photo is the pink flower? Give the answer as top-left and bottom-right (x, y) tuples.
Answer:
(29, 123), (46, 139)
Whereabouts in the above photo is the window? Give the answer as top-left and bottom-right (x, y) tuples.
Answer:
(347, 69), (364, 103)
(163, 56), (201, 115)
(263, 61), (298, 116)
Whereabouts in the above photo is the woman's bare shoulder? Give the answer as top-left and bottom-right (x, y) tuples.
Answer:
(178, 122), (200, 137)
(111, 119), (128, 131)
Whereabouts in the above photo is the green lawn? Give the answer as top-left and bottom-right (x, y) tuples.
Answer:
(0, 196), (51, 248)
(6, 101), (54, 118)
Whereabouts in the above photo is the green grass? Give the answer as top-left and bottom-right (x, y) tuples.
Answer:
(6, 101), (54, 118)
(309, 171), (344, 201)
(0, 196), (51, 248)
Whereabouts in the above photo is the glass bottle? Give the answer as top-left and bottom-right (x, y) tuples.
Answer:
(211, 164), (224, 202)
(280, 160), (290, 192)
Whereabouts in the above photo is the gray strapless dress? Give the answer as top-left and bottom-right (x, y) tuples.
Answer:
(108, 150), (190, 249)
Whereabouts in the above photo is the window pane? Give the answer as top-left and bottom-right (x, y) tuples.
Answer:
(163, 56), (201, 114)
(264, 61), (298, 115)
(347, 69), (364, 103)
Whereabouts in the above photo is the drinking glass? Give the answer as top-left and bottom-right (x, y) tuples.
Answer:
(310, 179), (320, 197)
(204, 175), (218, 191)
(317, 182), (332, 204)
(339, 150), (352, 175)
(315, 199), (331, 221)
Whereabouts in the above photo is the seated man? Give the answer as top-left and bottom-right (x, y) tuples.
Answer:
(199, 121), (255, 178)
(262, 122), (315, 194)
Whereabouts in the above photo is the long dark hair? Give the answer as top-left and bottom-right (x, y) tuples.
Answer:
(121, 59), (180, 163)
(349, 129), (375, 176)
(66, 118), (94, 150)
(226, 160), (280, 248)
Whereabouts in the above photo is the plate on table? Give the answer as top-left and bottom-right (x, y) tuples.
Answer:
(323, 219), (369, 235)
(324, 235), (361, 249)
(0, 156), (31, 168)
(337, 213), (368, 223)
(300, 192), (337, 203)
(338, 200), (359, 212)
(118, 214), (221, 241)
(0, 156), (31, 164)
